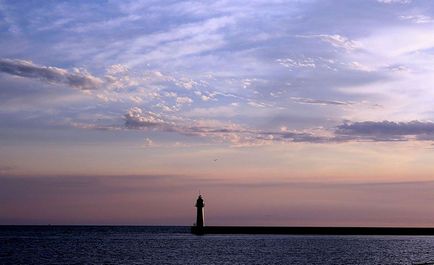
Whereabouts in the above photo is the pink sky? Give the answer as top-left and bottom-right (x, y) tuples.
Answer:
(2, 0), (434, 226)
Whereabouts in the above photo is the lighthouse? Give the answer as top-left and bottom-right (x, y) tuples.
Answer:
(195, 194), (205, 228)
(191, 194), (206, 235)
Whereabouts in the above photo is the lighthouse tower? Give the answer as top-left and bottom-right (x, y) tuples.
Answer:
(195, 195), (205, 228)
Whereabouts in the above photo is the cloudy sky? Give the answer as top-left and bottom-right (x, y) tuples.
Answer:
(2, 0), (434, 226)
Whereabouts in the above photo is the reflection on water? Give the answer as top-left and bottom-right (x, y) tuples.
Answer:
(1, 226), (434, 265)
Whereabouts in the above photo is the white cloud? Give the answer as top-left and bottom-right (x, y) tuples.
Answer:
(348, 61), (373, 72)
(276, 58), (316, 70)
(400, 15), (434, 24)
(298, 34), (361, 51)
(96, 94), (110, 102)
(247, 101), (265, 108)
(143, 137), (154, 147)
(164, 91), (177, 98)
(106, 64), (129, 75)
(176, 96), (193, 105)
(201, 95), (211, 101)
(377, 0), (411, 4)
(121, 16), (234, 65)
(124, 107), (166, 128)
(175, 78), (197, 89)
(129, 95), (143, 103)
(291, 97), (353, 106)
(155, 103), (176, 112)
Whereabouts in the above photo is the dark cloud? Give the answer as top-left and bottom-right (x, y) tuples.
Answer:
(337, 120), (434, 135)
(336, 120), (434, 141)
(0, 58), (102, 90)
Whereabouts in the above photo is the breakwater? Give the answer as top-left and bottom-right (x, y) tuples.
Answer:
(191, 226), (434, 235)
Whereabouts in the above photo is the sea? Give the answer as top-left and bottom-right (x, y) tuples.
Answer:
(1, 226), (434, 265)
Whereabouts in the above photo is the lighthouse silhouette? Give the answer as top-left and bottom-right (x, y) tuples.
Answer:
(195, 194), (205, 227)
(191, 194), (205, 235)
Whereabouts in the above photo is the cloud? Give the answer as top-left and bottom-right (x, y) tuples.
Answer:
(124, 107), (244, 138)
(106, 64), (129, 75)
(123, 109), (434, 145)
(4, 1), (433, 149)
(276, 58), (316, 70)
(384, 64), (410, 72)
(257, 131), (332, 144)
(88, 108), (434, 144)
(348, 62), (373, 72)
(122, 107), (330, 145)
(175, 78), (197, 90)
(377, 0), (411, 4)
(0, 59), (103, 90)
(400, 15), (434, 24)
(164, 91), (177, 98)
(122, 16), (234, 65)
(247, 101), (267, 108)
(201, 95), (211, 101)
(336, 120), (434, 141)
(143, 137), (154, 147)
(124, 107), (167, 129)
(176, 96), (193, 105)
(298, 34), (361, 51)
(291, 97), (353, 106)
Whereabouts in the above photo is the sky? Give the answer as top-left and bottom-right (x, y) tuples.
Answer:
(2, 0), (434, 226)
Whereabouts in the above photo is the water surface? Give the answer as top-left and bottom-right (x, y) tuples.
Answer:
(1, 226), (434, 264)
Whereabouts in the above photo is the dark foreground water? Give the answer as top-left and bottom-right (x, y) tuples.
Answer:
(1, 226), (434, 265)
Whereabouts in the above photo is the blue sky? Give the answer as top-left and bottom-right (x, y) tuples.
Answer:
(3, 0), (434, 148)
(3, 0), (434, 225)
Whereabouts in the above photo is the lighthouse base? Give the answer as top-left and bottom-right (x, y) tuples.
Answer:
(191, 226), (205, 235)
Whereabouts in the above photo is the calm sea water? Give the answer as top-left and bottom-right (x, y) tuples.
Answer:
(1, 226), (434, 265)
